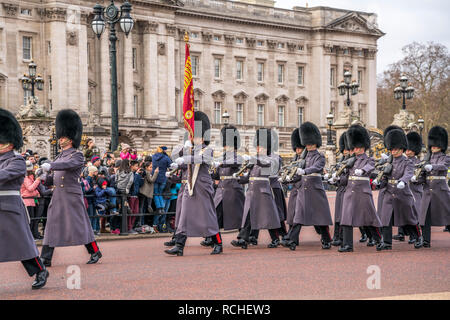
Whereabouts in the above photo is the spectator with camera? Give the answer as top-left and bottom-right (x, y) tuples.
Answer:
(85, 166), (100, 235)
(21, 161), (42, 240)
(139, 161), (159, 227)
(127, 160), (144, 233)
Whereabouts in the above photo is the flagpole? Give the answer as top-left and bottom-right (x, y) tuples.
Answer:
(184, 31), (193, 189)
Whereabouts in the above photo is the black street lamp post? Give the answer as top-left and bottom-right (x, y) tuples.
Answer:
(20, 60), (44, 102)
(326, 113), (334, 146)
(91, 1), (134, 152)
(394, 75), (415, 110)
(418, 117), (425, 150)
(338, 70), (359, 107)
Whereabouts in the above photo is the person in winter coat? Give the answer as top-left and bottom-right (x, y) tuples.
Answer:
(139, 161), (159, 226)
(152, 146), (173, 218)
(127, 160), (144, 233)
(21, 161), (42, 240)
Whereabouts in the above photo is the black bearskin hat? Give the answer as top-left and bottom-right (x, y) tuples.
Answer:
(55, 109), (83, 148)
(385, 129), (408, 151)
(406, 132), (422, 155)
(193, 111), (211, 146)
(0, 108), (23, 150)
(347, 124), (370, 150)
(254, 128), (276, 155)
(299, 122), (322, 148)
(291, 128), (304, 151)
(428, 126), (448, 153)
(339, 131), (350, 153)
(221, 125), (241, 150)
(383, 125), (402, 147)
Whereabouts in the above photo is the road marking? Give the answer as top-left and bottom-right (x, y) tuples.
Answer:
(364, 291), (450, 300)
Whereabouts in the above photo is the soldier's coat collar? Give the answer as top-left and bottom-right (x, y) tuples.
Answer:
(0, 150), (15, 160)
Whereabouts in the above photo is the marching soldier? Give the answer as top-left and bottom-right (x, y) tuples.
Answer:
(373, 129), (423, 250)
(0, 108), (49, 289)
(40, 109), (102, 266)
(231, 128), (281, 249)
(164, 111), (223, 256)
(283, 128), (304, 241)
(281, 122), (333, 250)
(339, 124), (384, 252)
(201, 125), (245, 247)
(415, 126), (450, 247)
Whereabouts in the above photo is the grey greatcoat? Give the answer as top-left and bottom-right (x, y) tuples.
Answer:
(176, 144), (220, 237)
(43, 148), (95, 247)
(0, 151), (40, 262)
(239, 155), (281, 230)
(334, 172), (350, 224)
(286, 154), (302, 225)
(168, 163), (187, 230)
(419, 152), (450, 226)
(408, 156), (423, 215)
(340, 153), (382, 227)
(293, 150), (333, 226)
(378, 155), (419, 226)
(270, 155), (287, 222)
(212, 152), (245, 230)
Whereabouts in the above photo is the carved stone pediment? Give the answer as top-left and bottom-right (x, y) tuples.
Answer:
(37, 7), (67, 22)
(2, 3), (18, 16)
(224, 34), (235, 45)
(266, 40), (277, 50)
(295, 96), (308, 105)
(246, 37), (256, 48)
(212, 90), (226, 100)
(134, 82), (144, 91)
(141, 21), (159, 34)
(88, 79), (97, 88)
(275, 94), (289, 104)
(194, 88), (205, 98)
(166, 24), (177, 36)
(233, 91), (249, 101)
(326, 12), (384, 36)
(255, 93), (269, 103)
(202, 32), (212, 42)
(287, 42), (297, 52)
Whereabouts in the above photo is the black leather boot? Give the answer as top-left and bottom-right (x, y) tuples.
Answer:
(230, 239), (247, 249)
(87, 251), (102, 264)
(393, 234), (405, 241)
(164, 244), (184, 256)
(200, 237), (214, 247)
(321, 240), (331, 249)
(267, 239), (280, 248)
(41, 258), (51, 267)
(249, 236), (258, 246)
(367, 238), (376, 247)
(164, 238), (176, 247)
(359, 234), (368, 243)
(331, 238), (342, 246)
(32, 269), (49, 290)
(338, 245), (353, 252)
(414, 236), (423, 249)
(210, 244), (223, 255)
(376, 242), (392, 251)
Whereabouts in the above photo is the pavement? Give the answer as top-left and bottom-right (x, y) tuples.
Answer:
(1, 191), (449, 300)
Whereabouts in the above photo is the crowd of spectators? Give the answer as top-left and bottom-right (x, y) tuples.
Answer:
(20, 141), (179, 239)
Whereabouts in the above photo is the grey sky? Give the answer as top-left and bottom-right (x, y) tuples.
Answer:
(273, 0), (450, 75)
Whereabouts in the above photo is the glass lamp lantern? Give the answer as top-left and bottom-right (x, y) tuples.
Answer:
(120, 2), (134, 37)
(222, 109), (230, 125)
(91, 4), (105, 39)
(326, 113), (334, 126)
(20, 75), (30, 91)
(344, 71), (352, 85)
(28, 61), (37, 77)
(36, 75), (44, 91)
(394, 86), (402, 100)
(400, 75), (408, 89)
(338, 81), (346, 96)
(406, 84), (415, 99)
(351, 81), (359, 95)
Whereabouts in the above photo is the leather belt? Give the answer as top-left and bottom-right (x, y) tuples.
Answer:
(426, 176), (447, 180)
(249, 177), (269, 181)
(349, 176), (370, 181)
(388, 179), (399, 184)
(304, 173), (322, 177)
(220, 176), (235, 180)
(0, 190), (21, 196)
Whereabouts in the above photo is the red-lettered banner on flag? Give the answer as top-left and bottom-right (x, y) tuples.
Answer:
(183, 34), (195, 140)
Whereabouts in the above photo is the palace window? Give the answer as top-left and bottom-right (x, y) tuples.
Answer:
(191, 56), (199, 77)
(330, 68), (336, 87)
(297, 66), (304, 86)
(236, 60), (244, 80)
(214, 58), (221, 79)
(298, 107), (304, 127)
(132, 48), (137, 70)
(23, 36), (32, 60)
(133, 95), (138, 117)
(214, 101), (222, 124)
(278, 106), (285, 127)
(278, 64), (284, 84)
(257, 62), (264, 82)
(236, 103), (243, 125)
(257, 104), (264, 126)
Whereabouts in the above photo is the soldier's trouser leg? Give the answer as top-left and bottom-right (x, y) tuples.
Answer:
(40, 245), (55, 261)
(333, 222), (341, 240)
(250, 229), (259, 239)
(359, 227), (367, 236)
(341, 225), (353, 248)
(366, 226), (383, 243)
(289, 224), (302, 245)
(382, 214), (394, 246)
(278, 222), (287, 237)
(283, 225), (293, 240)
(216, 202), (224, 229)
(403, 224), (420, 239)
(317, 226), (332, 243)
(85, 241), (100, 254)
(397, 226), (405, 236)
(211, 232), (222, 245)
(238, 214), (251, 242)
(421, 206), (432, 244)
(175, 233), (187, 247)
(21, 256), (45, 277)
(268, 229), (279, 242)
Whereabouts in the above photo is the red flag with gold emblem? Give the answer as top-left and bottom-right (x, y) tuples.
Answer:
(183, 33), (195, 140)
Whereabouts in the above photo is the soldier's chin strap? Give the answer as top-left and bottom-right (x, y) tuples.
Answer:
(59, 138), (72, 149)
(0, 143), (12, 153)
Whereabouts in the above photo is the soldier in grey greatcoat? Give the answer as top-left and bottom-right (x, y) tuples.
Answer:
(415, 126), (450, 247)
(373, 129), (423, 250)
(281, 122), (333, 251)
(164, 111), (223, 256)
(231, 128), (282, 249)
(338, 125), (384, 252)
(394, 131), (424, 243)
(40, 110), (102, 266)
(0, 108), (49, 290)
(282, 128), (304, 241)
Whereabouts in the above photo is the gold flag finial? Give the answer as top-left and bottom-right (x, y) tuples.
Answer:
(184, 31), (189, 43)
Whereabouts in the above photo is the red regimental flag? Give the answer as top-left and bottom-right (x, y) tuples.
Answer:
(183, 39), (195, 140)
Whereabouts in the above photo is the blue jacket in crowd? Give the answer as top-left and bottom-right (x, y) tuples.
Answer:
(130, 171), (144, 196)
(152, 152), (172, 184)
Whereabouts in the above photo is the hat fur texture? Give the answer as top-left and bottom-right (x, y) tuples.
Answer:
(428, 126), (448, 153)
(55, 109), (83, 148)
(193, 111), (211, 145)
(0, 108), (23, 150)
(406, 132), (422, 155)
(385, 129), (408, 151)
(299, 122), (322, 148)
(221, 125), (241, 150)
(347, 124), (370, 150)
(291, 128), (304, 151)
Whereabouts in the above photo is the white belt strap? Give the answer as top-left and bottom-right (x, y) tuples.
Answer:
(0, 190), (21, 196)
(220, 176), (235, 180)
(305, 173), (322, 177)
(426, 176), (447, 180)
(349, 176), (370, 181)
(249, 177), (270, 181)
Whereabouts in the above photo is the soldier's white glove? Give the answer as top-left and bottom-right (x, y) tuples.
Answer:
(232, 173), (238, 178)
(397, 181), (405, 189)
(175, 157), (185, 166)
(41, 163), (51, 172)
(424, 164), (433, 172)
(213, 161), (221, 168)
(278, 177), (283, 183)
(354, 169), (363, 176)
(411, 176), (418, 183)
(170, 163), (178, 170)
(243, 172), (249, 178)
(328, 178), (336, 184)
(381, 153), (389, 160)
(165, 172), (171, 178)
(372, 179), (380, 186)
(296, 168), (305, 176)
(243, 155), (251, 162)
(184, 140), (193, 148)
(332, 172), (337, 179)
(324, 173), (330, 180)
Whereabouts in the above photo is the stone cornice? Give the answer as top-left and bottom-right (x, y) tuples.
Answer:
(2, 2), (18, 17)
(166, 24), (177, 36)
(140, 20), (159, 34)
(37, 7), (67, 22)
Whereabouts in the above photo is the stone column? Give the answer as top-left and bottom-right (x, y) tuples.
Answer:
(49, 18), (68, 114)
(309, 44), (329, 127)
(147, 31), (159, 118)
(100, 32), (111, 117)
(78, 22), (89, 115)
(166, 25), (176, 119)
(366, 49), (377, 128)
(123, 34), (134, 118)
